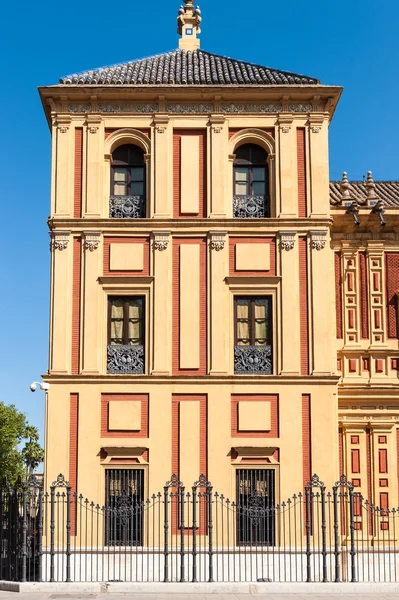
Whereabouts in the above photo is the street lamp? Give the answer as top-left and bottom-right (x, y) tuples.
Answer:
(30, 381), (50, 392)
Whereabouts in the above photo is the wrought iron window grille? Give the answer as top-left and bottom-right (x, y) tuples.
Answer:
(233, 194), (270, 218)
(107, 345), (145, 374)
(109, 195), (146, 218)
(234, 345), (272, 374)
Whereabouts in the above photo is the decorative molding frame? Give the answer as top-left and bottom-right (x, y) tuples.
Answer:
(209, 231), (227, 251)
(310, 230), (327, 251)
(83, 231), (101, 252)
(104, 128), (151, 155)
(152, 231), (171, 251)
(221, 103), (283, 113)
(50, 231), (71, 251)
(165, 103), (214, 113)
(280, 231), (296, 251)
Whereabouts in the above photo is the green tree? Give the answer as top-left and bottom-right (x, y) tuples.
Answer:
(0, 402), (44, 483)
(21, 425), (44, 476)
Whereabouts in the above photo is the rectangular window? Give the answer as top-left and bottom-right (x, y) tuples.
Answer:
(105, 469), (144, 546)
(107, 297), (145, 374)
(236, 469), (275, 545)
(234, 297), (273, 374)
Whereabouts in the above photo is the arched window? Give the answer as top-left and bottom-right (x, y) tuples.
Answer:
(110, 144), (146, 218)
(233, 143), (269, 218)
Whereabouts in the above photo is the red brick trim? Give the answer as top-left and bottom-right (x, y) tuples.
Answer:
(103, 237), (150, 276)
(74, 129), (83, 218)
(69, 393), (79, 535)
(71, 238), (81, 375)
(172, 238), (207, 375)
(351, 449), (360, 473)
(359, 252), (369, 339)
(171, 394), (207, 534)
(386, 253), (399, 338)
(101, 394), (149, 438)
(229, 237), (276, 276)
(379, 449), (388, 473)
(173, 130), (207, 218)
(231, 395), (279, 438)
(335, 252), (343, 339)
(299, 237), (309, 375)
(302, 394), (311, 488)
(297, 128), (307, 218)
(339, 428), (344, 476)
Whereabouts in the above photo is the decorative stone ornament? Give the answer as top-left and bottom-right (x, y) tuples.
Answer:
(365, 171), (378, 203)
(340, 172), (352, 202)
(50, 231), (70, 251)
(83, 231), (101, 252)
(153, 231), (171, 251)
(280, 231), (296, 251)
(310, 231), (327, 251)
(209, 231), (227, 251)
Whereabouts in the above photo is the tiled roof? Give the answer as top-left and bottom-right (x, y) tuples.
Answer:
(330, 181), (399, 208)
(60, 49), (320, 86)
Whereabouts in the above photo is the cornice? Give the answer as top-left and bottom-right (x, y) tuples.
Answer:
(42, 373), (340, 385)
(48, 217), (334, 233)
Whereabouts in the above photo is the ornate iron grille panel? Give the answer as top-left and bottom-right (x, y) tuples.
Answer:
(234, 345), (272, 374)
(107, 345), (145, 374)
(233, 194), (269, 218)
(105, 469), (144, 546)
(236, 469), (275, 546)
(109, 195), (146, 218)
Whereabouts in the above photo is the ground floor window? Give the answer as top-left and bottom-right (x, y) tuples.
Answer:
(105, 469), (145, 546)
(236, 468), (275, 545)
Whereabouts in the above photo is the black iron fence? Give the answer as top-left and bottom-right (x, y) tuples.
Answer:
(1, 472), (399, 583)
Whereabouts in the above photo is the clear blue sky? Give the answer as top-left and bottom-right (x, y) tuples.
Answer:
(0, 0), (398, 442)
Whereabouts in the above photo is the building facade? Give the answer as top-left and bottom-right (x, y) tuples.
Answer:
(39, 0), (399, 523)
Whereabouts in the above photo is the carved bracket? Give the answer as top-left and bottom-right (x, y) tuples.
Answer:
(280, 231), (296, 251)
(83, 231), (101, 252)
(310, 230), (327, 251)
(209, 231), (227, 251)
(50, 231), (71, 251)
(153, 231), (171, 251)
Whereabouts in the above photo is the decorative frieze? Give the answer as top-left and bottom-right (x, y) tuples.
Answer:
(50, 231), (71, 251)
(221, 103), (283, 113)
(166, 103), (213, 113)
(209, 231), (227, 251)
(289, 103), (313, 112)
(310, 230), (327, 251)
(68, 103), (159, 113)
(280, 231), (296, 251)
(83, 231), (101, 252)
(153, 231), (171, 251)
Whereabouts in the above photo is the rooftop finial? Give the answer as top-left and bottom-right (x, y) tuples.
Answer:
(177, 0), (201, 50)
(365, 170), (378, 202)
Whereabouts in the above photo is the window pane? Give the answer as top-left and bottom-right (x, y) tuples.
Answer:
(252, 167), (266, 181)
(128, 299), (143, 345)
(252, 181), (266, 195)
(131, 167), (144, 182)
(235, 181), (247, 195)
(114, 168), (127, 182)
(110, 299), (124, 344)
(254, 300), (268, 345)
(130, 182), (145, 196)
(113, 168), (127, 196)
(236, 300), (250, 345)
(235, 167), (249, 182)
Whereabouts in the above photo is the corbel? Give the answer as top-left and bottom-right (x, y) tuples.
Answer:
(278, 114), (293, 134)
(86, 114), (102, 134)
(153, 114), (169, 134)
(209, 114), (225, 133)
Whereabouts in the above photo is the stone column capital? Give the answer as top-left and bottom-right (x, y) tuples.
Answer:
(153, 230), (171, 251)
(279, 231), (296, 251)
(50, 230), (71, 251)
(310, 230), (327, 251)
(83, 231), (101, 252)
(209, 231), (227, 251)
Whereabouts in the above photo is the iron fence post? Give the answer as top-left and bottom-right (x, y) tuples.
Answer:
(21, 484), (27, 583)
(192, 487), (197, 582)
(320, 486), (327, 582)
(208, 486), (214, 583)
(349, 486), (356, 582)
(65, 485), (71, 582)
(333, 485), (340, 582)
(163, 486), (169, 583)
(37, 488), (43, 583)
(180, 486), (185, 583)
(49, 486), (55, 583)
(305, 485), (311, 582)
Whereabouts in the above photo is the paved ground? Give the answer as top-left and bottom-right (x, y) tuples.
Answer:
(1, 594), (399, 599)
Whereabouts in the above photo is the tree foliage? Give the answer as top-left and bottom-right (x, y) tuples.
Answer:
(0, 402), (44, 483)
